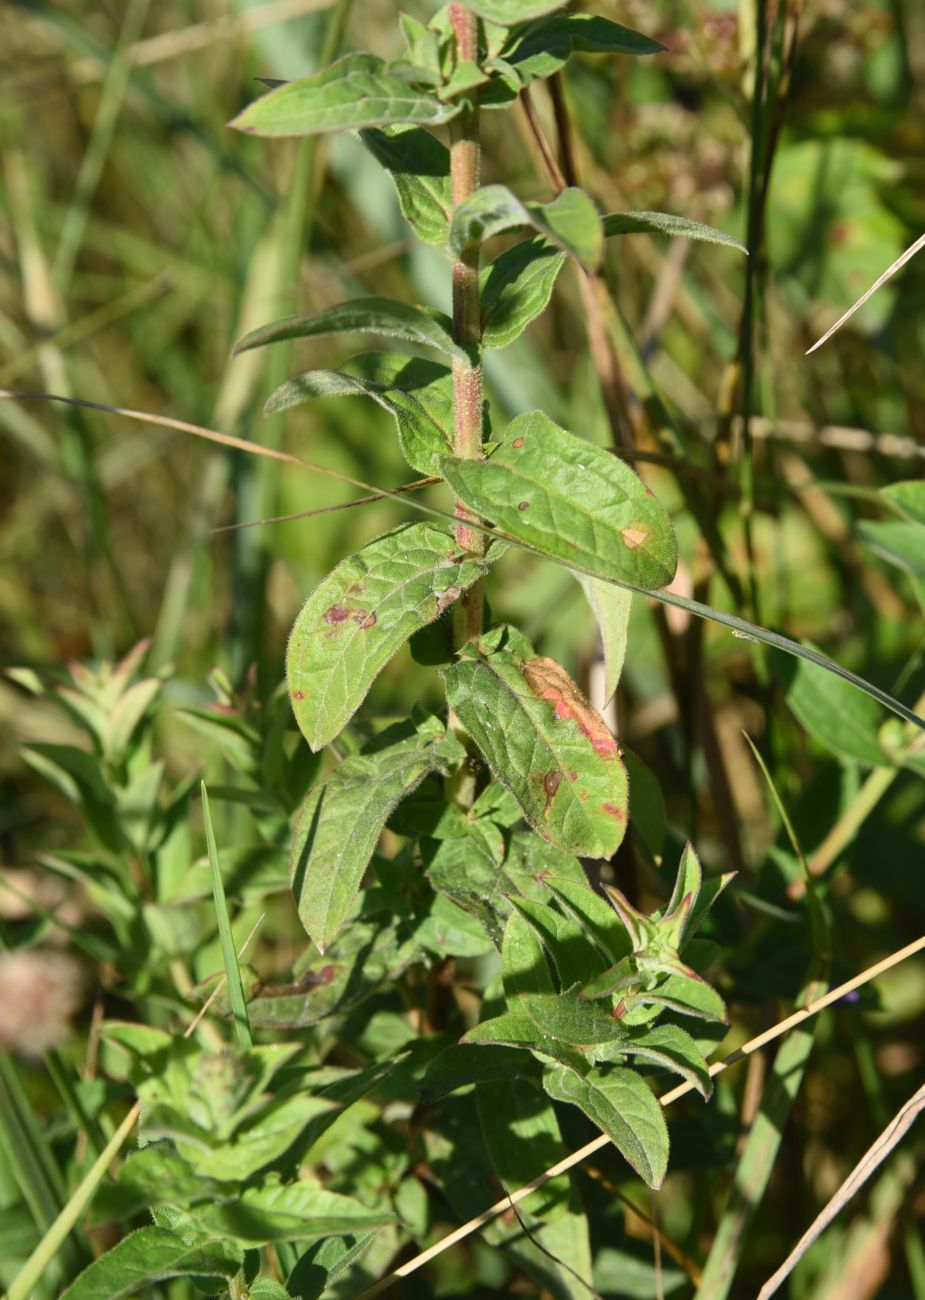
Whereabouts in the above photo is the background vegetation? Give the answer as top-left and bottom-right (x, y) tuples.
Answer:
(1, 0), (924, 1296)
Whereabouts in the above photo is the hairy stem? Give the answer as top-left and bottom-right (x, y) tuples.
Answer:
(448, 3), (485, 650)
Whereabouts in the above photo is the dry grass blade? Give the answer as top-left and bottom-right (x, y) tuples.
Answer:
(211, 479), (440, 534)
(757, 1078), (925, 1299)
(355, 933), (925, 1298)
(806, 232), (925, 354)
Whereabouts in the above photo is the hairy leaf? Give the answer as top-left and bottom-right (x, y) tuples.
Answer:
(505, 13), (664, 83)
(508, 895), (607, 990)
(60, 1228), (241, 1300)
(287, 523), (488, 749)
(631, 970), (728, 1024)
(544, 1064), (669, 1188)
(442, 627), (629, 858)
(603, 210), (747, 252)
(195, 1179), (392, 1244)
(441, 411), (678, 588)
(359, 126), (452, 245)
(266, 352), (456, 475)
(502, 909), (558, 998)
(518, 988), (630, 1049)
(613, 1024), (712, 1098)
(229, 53), (459, 136)
(291, 721), (462, 951)
(544, 876), (633, 966)
(450, 184), (603, 269)
(234, 297), (468, 364)
(481, 237), (566, 348)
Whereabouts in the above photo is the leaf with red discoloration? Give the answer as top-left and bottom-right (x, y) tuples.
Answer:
(441, 626), (629, 859)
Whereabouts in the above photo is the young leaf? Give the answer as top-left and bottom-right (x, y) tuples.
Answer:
(518, 988), (630, 1049)
(59, 1228), (242, 1300)
(441, 627), (629, 859)
(291, 722), (461, 951)
(505, 13), (664, 84)
(544, 876), (633, 966)
(508, 895), (607, 990)
(481, 238), (567, 348)
(233, 298), (469, 365)
(359, 126), (452, 245)
(441, 411), (678, 589)
(602, 210), (747, 252)
(882, 480), (925, 525)
(633, 971), (727, 1024)
(574, 573), (631, 704)
(450, 185), (603, 270)
(613, 1024), (712, 1098)
(287, 523), (489, 749)
(543, 1064), (669, 1188)
(502, 909), (558, 998)
(265, 352), (457, 475)
(229, 53), (459, 137)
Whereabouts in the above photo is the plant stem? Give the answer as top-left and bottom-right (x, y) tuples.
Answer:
(448, 3), (484, 650)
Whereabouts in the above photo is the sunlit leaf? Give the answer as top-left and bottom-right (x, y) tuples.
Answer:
(234, 297), (469, 364)
(451, 184), (603, 269)
(603, 210), (746, 252)
(441, 411), (678, 588)
(442, 626), (629, 858)
(229, 53), (459, 137)
(574, 573), (631, 704)
(544, 1063), (669, 1188)
(291, 720), (462, 951)
(287, 523), (489, 749)
(359, 126), (452, 245)
(504, 13), (664, 84)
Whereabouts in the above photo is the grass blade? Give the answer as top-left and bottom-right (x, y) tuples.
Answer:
(201, 782), (252, 1051)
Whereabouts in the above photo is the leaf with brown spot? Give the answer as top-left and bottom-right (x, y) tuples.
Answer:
(440, 410), (678, 589)
(441, 626), (629, 858)
(288, 523), (490, 750)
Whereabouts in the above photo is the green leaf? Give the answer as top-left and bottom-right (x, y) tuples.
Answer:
(468, 0), (567, 24)
(633, 970), (727, 1024)
(544, 876), (633, 966)
(613, 1024), (712, 1098)
(291, 721), (461, 950)
(462, 1008), (548, 1050)
(442, 627), (629, 859)
(881, 480), (925, 525)
(502, 909), (558, 997)
(265, 352), (457, 476)
(359, 125), (451, 245)
(233, 297), (469, 364)
(508, 895), (607, 990)
(505, 13), (664, 84)
(201, 783), (252, 1051)
(450, 184), (603, 269)
(575, 573), (631, 704)
(603, 210), (747, 252)
(195, 1178), (393, 1244)
(419, 1043), (540, 1102)
(229, 53), (459, 136)
(544, 1063), (669, 1188)
(623, 751), (666, 865)
(772, 644), (888, 766)
(287, 523), (489, 749)
(481, 237), (567, 348)
(60, 1228), (242, 1300)
(440, 411), (678, 588)
(859, 519), (925, 589)
(519, 988), (630, 1049)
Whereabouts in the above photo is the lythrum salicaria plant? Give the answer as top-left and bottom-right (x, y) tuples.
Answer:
(228, 0), (740, 1188)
